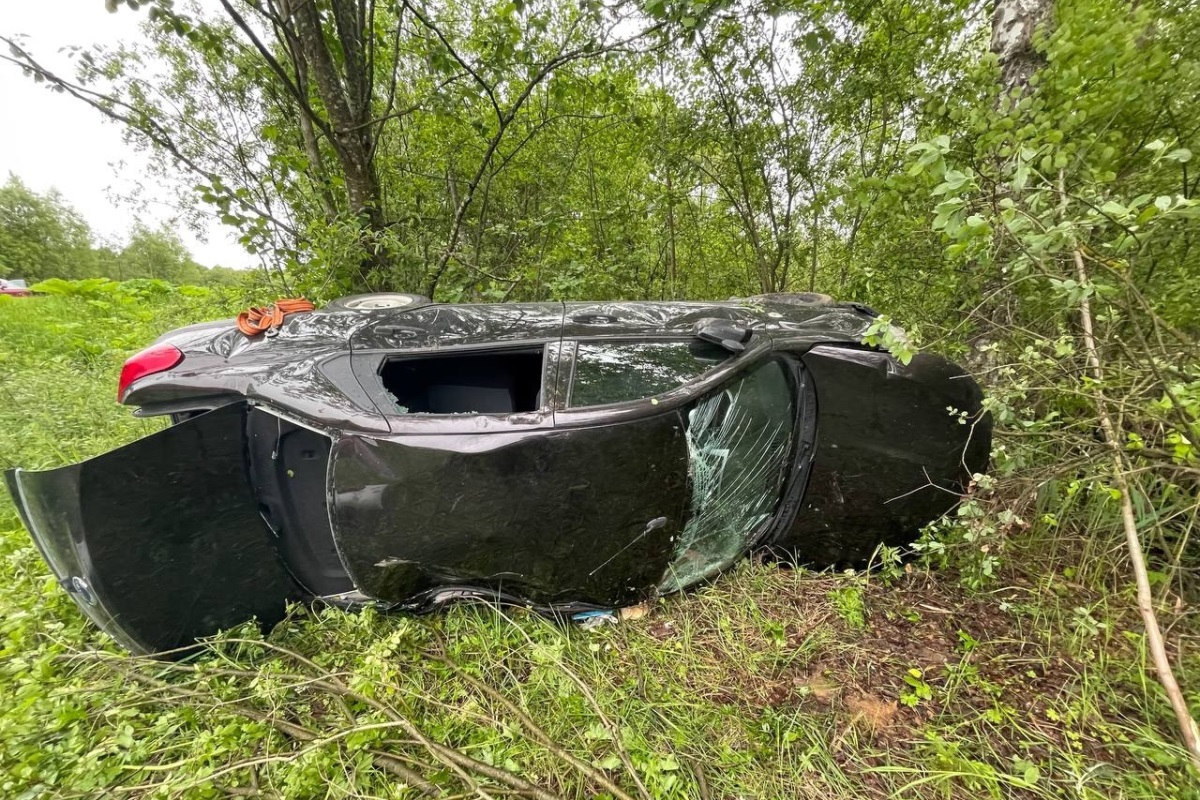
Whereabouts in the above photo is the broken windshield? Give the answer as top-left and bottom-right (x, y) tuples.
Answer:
(660, 359), (795, 593)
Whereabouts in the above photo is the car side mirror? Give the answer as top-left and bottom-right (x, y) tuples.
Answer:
(693, 318), (753, 353)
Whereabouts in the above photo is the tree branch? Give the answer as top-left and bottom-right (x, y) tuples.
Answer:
(1072, 241), (1200, 770)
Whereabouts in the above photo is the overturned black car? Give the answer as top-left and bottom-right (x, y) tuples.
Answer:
(5, 292), (990, 655)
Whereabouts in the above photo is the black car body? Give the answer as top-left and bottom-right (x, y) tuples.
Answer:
(4, 293), (990, 655)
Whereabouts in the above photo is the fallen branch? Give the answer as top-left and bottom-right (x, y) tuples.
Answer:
(204, 639), (565, 800)
(115, 665), (443, 796)
(1072, 245), (1200, 770)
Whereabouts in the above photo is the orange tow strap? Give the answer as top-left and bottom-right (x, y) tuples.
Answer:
(236, 298), (316, 337)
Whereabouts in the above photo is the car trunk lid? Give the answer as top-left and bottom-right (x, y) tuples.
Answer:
(5, 403), (303, 655)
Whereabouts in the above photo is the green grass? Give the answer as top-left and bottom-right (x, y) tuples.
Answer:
(0, 285), (1197, 799)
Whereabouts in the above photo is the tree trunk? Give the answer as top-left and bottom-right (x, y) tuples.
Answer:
(991, 0), (1052, 96)
(966, 0), (1054, 372)
(283, 0), (386, 290)
(287, 0), (381, 223)
(289, 45), (339, 221)
(808, 208), (820, 292)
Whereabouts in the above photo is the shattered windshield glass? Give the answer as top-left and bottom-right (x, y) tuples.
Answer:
(569, 340), (731, 407)
(660, 360), (795, 593)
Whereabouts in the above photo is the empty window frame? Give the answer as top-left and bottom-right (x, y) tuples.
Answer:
(379, 350), (545, 414)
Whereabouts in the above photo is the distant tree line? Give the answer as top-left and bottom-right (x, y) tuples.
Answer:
(0, 174), (242, 286)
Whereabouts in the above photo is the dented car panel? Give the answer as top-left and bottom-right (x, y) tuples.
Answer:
(768, 345), (991, 564)
(4, 296), (991, 656)
(331, 412), (691, 608)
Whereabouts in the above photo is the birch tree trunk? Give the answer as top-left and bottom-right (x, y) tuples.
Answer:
(991, 0), (1052, 95)
(966, 0), (1055, 371)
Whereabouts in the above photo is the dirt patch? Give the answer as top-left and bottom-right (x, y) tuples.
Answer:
(632, 570), (1102, 752)
(597, 562), (1194, 792)
(845, 693), (899, 735)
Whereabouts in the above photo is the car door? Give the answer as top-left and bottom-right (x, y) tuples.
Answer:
(329, 336), (693, 609)
(555, 340), (809, 594)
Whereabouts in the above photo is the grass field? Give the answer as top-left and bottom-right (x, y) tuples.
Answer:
(0, 283), (1196, 799)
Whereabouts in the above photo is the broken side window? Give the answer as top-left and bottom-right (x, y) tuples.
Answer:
(659, 359), (795, 593)
(380, 350), (544, 414)
(568, 340), (731, 408)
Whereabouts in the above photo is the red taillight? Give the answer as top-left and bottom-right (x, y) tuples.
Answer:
(117, 343), (184, 402)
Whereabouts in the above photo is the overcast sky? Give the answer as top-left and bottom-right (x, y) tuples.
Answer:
(0, 1), (252, 268)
